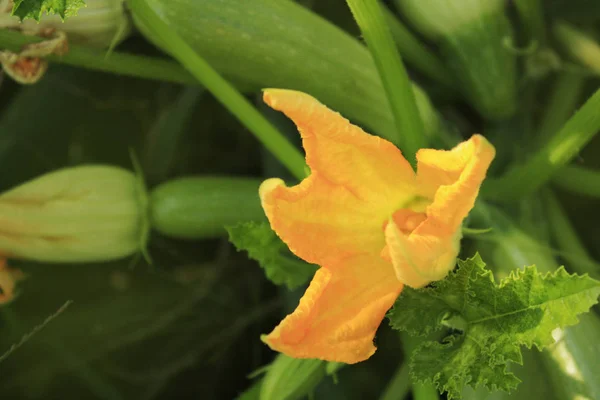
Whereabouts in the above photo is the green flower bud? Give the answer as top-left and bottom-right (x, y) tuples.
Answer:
(0, 165), (148, 263)
(395, 0), (517, 120)
(0, 0), (131, 48)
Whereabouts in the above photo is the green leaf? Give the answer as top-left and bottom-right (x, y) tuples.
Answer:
(388, 253), (600, 399)
(12, 0), (86, 22)
(226, 221), (317, 290)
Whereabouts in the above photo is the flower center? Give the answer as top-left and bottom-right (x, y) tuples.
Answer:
(381, 196), (431, 235)
(390, 209), (427, 234)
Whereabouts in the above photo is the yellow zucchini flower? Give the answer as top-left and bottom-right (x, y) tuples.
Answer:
(259, 89), (495, 364)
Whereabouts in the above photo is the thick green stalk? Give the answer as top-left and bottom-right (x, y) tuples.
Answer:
(127, 0), (306, 180)
(484, 87), (600, 202)
(412, 381), (439, 400)
(514, 0), (547, 45)
(346, 0), (426, 165)
(553, 165), (600, 198)
(545, 190), (599, 278)
(0, 29), (197, 85)
(537, 72), (586, 144)
(379, 362), (410, 400)
(381, 5), (454, 89)
(259, 355), (326, 400)
(554, 21), (600, 75)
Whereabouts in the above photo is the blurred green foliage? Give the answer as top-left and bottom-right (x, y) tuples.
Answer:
(0, 65), (272, 399)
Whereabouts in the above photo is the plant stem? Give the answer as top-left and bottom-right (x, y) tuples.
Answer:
(412, 382), (440, 400)
(379, 362), (410, 400)
(537, 72), (586, 144)
(554, 21), (600, 75)
(553, 165), (600, 198)
(514, 0), (547, 45)
(381, 5), (454, 89)
(545, 190), (599, 278)
(484, 87), (600, 202)
(0, 29), (197, 85)
(127, 0), (306, 180)
(346, 0), (426, 167)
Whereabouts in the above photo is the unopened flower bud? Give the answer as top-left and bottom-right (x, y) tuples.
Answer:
(0, 0), (131, 48)
(0, 165), (149, 263)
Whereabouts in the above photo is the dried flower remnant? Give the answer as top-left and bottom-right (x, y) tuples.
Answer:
(0, 28), (68, 84)
(0, 0), (132, 83)
(0, 258), (24, 304)
(258, 89), (495, 363)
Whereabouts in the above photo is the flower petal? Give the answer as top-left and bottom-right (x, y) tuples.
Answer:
(416, 134), (496, 230)
(262, 254), (402, 364)
(385, 134), (495, 288)
(384, 217), (461, 288)
(261, 89), (418, 266)
(260, 176), (390, 266)
(263, 89), (415, 206)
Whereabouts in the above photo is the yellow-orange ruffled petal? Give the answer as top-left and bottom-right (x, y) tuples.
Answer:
(384, 218), (461, 288)
(263, 89), (416, 207)
(262, 254), (402, 364)
(417, 134), (496, 230)
(260, 89), (419, 267)
(385, 134), (495, 288)
(260, 176), (390, 266)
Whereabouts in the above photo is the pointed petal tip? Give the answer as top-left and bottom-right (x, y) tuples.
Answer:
(262, 88), (311, 111)
(470, 133), (496, 158)
(259, 178), (285, 204)
(260, 260), (402, 364)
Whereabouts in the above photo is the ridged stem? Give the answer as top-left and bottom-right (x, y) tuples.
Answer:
(484, 88), (600, 202)
(346, 0), (426, 166)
